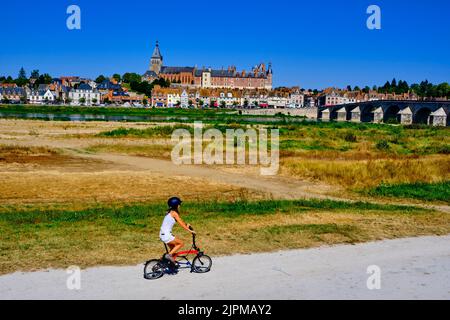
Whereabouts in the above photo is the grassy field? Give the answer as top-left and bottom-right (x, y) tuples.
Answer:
(368, 181), (450, 203)
(0, 104), (236, 117)
(1, 199), (449, 275)
(91, 122), (450, 191)
(0, 117), (449, 275)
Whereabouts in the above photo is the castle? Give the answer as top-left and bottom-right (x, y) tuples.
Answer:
(143, 41), (272, 90)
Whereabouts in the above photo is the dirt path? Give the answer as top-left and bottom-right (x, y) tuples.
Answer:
(1, 235), (449, 300)
(81, 152), (337, 200)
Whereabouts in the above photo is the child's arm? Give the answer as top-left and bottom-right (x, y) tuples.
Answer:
(172, 211), (195, 234)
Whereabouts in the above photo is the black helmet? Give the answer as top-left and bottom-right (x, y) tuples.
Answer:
(168, 197), (182, 209)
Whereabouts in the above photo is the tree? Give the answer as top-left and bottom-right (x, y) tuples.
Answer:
(112, 74), (121, 82)
(380, 81), (391, 94)
(346, 85), (352, 91)
(397, 80), (409, 94)
(122, 73), (142, 84)
(220, 101), (226, 109)
(353, 86), (361, 91)
(143, 98), (148, 106)
(243, 99), (249, 108)
(79, 97), (86, 105)
(18, 67), (27, 80)
(198, 100), (204, 108)
(35, 74), (53, 87)
(391, 78), (397, 90)
(363, 86), (370, 94)
(16, 67), (28, 86)
(92, 98), (98, 105)
(95, 75), (106, 84)
(31, 70), (40, 79)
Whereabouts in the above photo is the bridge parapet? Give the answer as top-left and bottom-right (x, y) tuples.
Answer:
(319, 100), (449, 126)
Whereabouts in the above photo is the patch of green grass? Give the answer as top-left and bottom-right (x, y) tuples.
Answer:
(0, 199), (429, 227)
(368, 181), (450, 203)
(97, 125), (194, 138)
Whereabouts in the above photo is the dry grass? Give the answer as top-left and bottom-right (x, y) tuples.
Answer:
(85, 143), (174, 160)
(281, 155), (450, 189)
(0, 171), (269, 210)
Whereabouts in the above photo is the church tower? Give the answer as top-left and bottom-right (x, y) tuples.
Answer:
(265, 62), (273, 90)
(150, 41), (163, 75)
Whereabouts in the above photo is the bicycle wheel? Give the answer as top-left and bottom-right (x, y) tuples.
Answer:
(144, 259), (164, 280)
(192, 255), (212, 273)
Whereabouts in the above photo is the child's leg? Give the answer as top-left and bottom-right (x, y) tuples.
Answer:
(168, 238), (184, 255)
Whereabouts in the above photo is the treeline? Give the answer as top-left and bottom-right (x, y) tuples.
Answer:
(378, 79), (450, 98)
(94, 72), (170, 96)
(0, 68), (53, 89)
(347, 79), (450, 98)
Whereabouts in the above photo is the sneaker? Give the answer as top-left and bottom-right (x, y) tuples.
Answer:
(164, 254), (176, 264)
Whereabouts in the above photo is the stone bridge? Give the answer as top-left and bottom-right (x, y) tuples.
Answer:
(318, 100), (450, 126)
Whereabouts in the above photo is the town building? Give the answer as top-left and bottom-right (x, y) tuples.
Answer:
(0, 87), (26, 103)
(68, 83), (101, 106)
(143, 41), (273, 90)
(288, 89), (305, 108)
(27, 88), (56, 104)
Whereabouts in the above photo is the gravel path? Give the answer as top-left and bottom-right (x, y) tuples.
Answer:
(1, 235), (449, 300)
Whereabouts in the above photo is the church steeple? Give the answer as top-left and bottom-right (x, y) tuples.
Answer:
(150, 41), (163, 74)
(152, 41), (162, 59)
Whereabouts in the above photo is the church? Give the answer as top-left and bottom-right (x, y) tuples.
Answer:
(143, 41), (273, 90)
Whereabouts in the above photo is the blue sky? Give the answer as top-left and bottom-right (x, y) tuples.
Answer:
(0, 0), (449, 88)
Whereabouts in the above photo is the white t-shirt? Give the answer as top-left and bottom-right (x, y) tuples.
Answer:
(160, 212), (176, 235)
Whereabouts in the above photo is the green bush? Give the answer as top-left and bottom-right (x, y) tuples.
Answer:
(376, 140), (390, 151)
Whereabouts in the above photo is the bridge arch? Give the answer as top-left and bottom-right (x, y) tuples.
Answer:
(383, 105), (401, 123)
(360, 104), (377, 123)
(414, 107), (432, 125)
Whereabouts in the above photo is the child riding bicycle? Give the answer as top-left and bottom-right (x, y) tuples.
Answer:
(159, 197), (196, 268)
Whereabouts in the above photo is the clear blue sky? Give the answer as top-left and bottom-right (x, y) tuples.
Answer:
(1, 0), (449, 89)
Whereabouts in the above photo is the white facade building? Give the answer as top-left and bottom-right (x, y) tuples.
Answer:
(28, 89), (56, 104)
(268, 96), (290, 108)
(288, 91), (305, 108)
(68, 83), (101, 106)
(180, 90), (189, 108)
(167, 92), (181, 107)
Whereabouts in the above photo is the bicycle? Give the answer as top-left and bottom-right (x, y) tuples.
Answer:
(144, 227), (212, 280)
